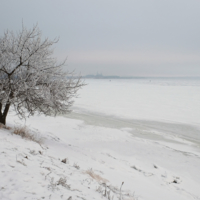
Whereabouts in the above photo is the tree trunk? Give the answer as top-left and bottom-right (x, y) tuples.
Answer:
(0, 103), (10, 125)
(0, 115), (6, 125)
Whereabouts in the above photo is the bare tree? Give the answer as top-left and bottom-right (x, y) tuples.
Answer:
(0, 25), (84, 125)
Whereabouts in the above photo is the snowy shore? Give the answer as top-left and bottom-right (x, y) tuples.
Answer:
(1, 112), (200, 200)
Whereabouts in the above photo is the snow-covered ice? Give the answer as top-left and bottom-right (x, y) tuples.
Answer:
(74, 78), (200, 126)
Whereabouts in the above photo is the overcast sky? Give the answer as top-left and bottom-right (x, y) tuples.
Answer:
(1, 0), (200, 77)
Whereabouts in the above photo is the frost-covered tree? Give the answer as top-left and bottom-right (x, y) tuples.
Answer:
(0, 25), (84, 125)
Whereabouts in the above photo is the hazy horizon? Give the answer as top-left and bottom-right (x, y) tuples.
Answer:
(1, 0), (200, 77)
(83, 73), (200, 78)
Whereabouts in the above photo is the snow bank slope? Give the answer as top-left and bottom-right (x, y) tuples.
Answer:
(1, 114), (200, 200)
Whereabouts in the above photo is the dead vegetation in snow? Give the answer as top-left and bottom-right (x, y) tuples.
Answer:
(85, 168), (108, 183)
(0, 123), (11, 130)
(13, 125), (43, 145)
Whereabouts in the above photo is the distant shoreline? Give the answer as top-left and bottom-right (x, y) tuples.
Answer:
(82, 75), (200, 79)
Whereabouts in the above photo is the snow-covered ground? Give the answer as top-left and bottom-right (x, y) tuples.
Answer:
(1, 78), (200, 200)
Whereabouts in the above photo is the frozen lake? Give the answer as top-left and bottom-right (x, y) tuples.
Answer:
(74, 78), (200, 126)
(70, 78), (200, 144)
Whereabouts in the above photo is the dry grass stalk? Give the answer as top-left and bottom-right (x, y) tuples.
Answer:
(85, 169), (108, 183)
(0, 123), (5, 129)
(0, 123), (11, 130)
(13, 126), (43, 144)
(16, 155), (27, 166)
(73, 162), (80, 170)
(57, 177), (71, 189)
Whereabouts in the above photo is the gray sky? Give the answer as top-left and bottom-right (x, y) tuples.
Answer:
(1, 0), (200, 77)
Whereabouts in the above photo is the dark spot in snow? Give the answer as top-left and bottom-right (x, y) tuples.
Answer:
(172, 180), (178, 184)
(61, 158), (67, 164)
